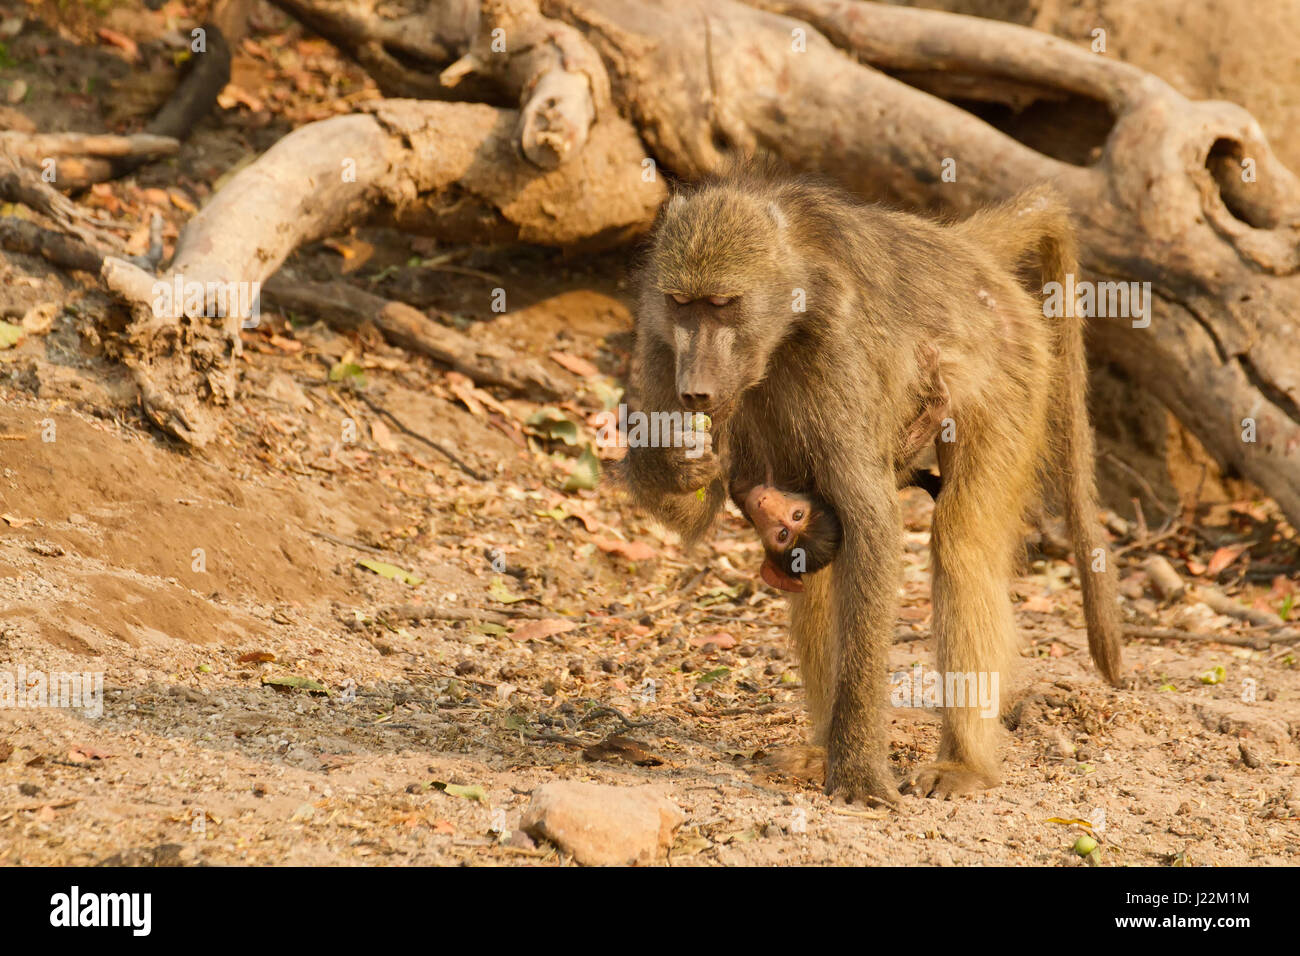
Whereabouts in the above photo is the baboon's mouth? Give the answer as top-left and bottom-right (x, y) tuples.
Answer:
(761, 557), (804, 593)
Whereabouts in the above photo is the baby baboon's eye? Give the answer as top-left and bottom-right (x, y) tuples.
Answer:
(708, 295), (733, 307)
(792, 510), (804, 522)
(670, 293), (691, 305)
(777, 528), (789, 543)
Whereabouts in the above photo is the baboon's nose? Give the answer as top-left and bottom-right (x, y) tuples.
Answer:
(679, 391), (712, 411)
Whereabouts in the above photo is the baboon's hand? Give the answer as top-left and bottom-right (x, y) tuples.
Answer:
(623, 429), (718, 495)
(665, 426), (719, 493)
(824, 753), (900, 809)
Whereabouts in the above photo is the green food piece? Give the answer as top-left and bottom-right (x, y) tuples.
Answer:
(432, 781), (488, 803)
(0, 321), (24, 349)
(1199, 665), (1226, 685)
(1073, 835), (1098, 857)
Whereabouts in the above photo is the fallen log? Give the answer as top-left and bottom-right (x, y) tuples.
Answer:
(80, 0), (1299, 527)
(262, 277), (566, 399)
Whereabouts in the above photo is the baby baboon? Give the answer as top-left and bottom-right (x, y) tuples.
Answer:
(731, 346), (951, 592)
(733, 481), (840, 592)
(625, 165), (1122, 804)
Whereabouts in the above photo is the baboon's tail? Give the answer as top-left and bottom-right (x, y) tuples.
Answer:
(957, 188), (1125, 686)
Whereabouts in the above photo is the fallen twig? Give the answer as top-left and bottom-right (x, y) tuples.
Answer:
(350, 390), (487, 481)
(1123, 625), (1300, 649)
(312, 529), (391, 556)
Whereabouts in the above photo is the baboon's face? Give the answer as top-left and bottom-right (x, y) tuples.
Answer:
(643, 189), (797, 419)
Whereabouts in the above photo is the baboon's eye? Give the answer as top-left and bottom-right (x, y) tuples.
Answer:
(708, 295), (733, 307)
(777, 528), (790, 543)
(670, 293), (690, 305)
(792, 510), (804, 522)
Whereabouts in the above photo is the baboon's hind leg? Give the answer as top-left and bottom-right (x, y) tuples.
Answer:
(903, 406), (1042, 799)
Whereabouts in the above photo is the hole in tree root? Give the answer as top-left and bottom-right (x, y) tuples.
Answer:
(886, 69), (1115, 167)
(1207, 138), (1279, 229)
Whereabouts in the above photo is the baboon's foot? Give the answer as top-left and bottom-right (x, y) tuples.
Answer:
(761, 744), (825, 783)
(824, 754), (900, 809)
(900, 762), (1000, 800)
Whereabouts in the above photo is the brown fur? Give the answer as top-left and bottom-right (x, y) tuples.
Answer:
(624, 166), (1122, 803)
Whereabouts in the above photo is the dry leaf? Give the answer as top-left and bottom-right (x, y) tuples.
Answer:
(97, 27), (138, 60)
(321, 236), (374, 273)
(371, 418), (399, 452)
(446, 374), (485, 418)
(593, 537), (656, 562)
(217, 84), (265, 112)
(690, 632), (737, 649)
(582, 734), (663, 766)
(446, 372), (514, 420)
(549, 350), (600, 378)
(1205, 544), (1248, 577)
(1, 513), (34, 528)
(168, 190), (197, 214)
(1020, 594), (1054, 614)
(69, 745), (111, 761)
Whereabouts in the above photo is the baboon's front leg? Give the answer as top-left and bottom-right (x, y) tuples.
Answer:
(822, 482), (902, 807)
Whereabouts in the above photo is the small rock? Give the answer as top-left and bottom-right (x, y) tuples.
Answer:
(1144, 555), (1186, 600)
(1239, 741), (1264, 769)
(520, 781), (683, 866)
(284, 746), (324, 771)
(21, 302), (58, 334)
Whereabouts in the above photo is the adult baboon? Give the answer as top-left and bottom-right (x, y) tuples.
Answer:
(624, 166), (1122, 804)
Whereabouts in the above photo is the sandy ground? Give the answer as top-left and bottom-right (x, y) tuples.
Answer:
(1, 278), (1297, 866)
